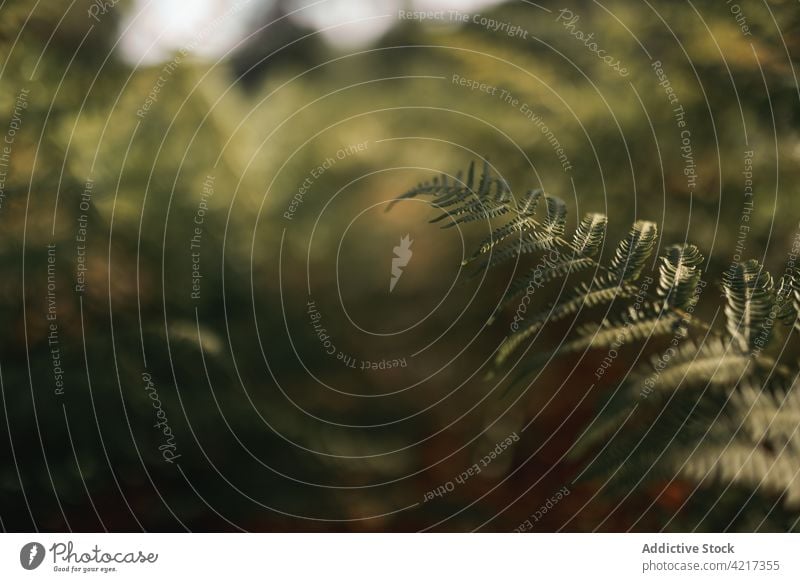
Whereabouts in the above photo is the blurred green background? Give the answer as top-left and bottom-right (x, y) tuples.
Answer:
(1, 0), (800, 531)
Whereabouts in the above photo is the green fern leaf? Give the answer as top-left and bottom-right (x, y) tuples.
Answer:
(774, 268), (800, 329)
(723, 260), (776, 353)
(430, 190), (511, 225)
(495, 276), (637, 365)
(516, 188), (543, 214)
(468, 195), (567, 272)
(609, 220), (658, 282)
(386, 169), (462, 211)
(569, 213), (607, 258)
(560, 303), (683, 354)
(541, 195), (568, 239)
(637, 337), (758, 399)
(682, 381), (800, 508)
(462, 190), (542, 264)
(570, 337), (755, 460)
(441, 203), (512, 227)
(658, 244), (704, 309)
(495, 257), (598, 315)
(491, 213), (608, 316)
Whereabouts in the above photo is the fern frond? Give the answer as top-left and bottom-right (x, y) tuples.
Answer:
(475, 158), (492, 197)
(472, 234), (560, 274)
(386, 159), (510, 211)
(570, 337), (755, 460)
(735, 381), (800, 446)
(682, 381), (800, 508)
(394, 161), (800, 518)
(540, 195), (568, 239)
(495, 257), (598, 315)
(723, 260), (776, 353)
(467, 195), (568, 272)
(465, 195), (565, 271)
(577, 392), (723, 485)
(430, 190), (511, 226)
(569, 213), (607, 258)
(775, 268), (800, 329)
(491, 213), (608, 317)
(495, 304), (682, 393)
(429, 185), (473, 210)
(428, 197), (481, 221)
(657, 244), (704, 309)
(463, 190), (542, 263)
(441, 203), (512, 227)
(386, 165), (467, 211)
(637, 337), (757, 398)
(683, 442), (800, 509)
(609, 220), (658, 282)
(516, 188), (543, 214)
(560, 303), (683, 355)
(495, 276), (637, 365)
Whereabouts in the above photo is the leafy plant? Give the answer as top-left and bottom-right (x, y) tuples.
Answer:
(393, 160), (800, 522)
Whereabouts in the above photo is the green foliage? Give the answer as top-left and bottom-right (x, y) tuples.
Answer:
(658, 245), (704, 310)
(723, 260), (777, 354)
(397, 161), (800, 519)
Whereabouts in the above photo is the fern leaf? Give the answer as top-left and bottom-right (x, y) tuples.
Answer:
(465, 160), (475, 191)
(467, 195), (567, 272)
(495, 276), (637, 365)
(637, 336), (755, 398)
(560, 303), (683, 354)
(461, 191), (542, 264)
(774, 268), (800, 329)
(657, 244), (704, 309)
(723, 260), (776, 353)
(386, 160), (486, 211)
(475, 158), (491, 197)
(541, 195), (568, 239)
(440, 203), (511, 228)
(386, 171), (456, 211)
(609, 220), (658, 282)
(734, 381), (800, 445)
(495, 257), (598, 314)
(392, 162), (800, 516)
(472, 234), (560, 274)
(682, 442), (800, 509)
(577, 392), (723, 485)
(570, 337), (756, 460)
(429, 188), (473, 210)
(682, 381), (800, 509)
(569, 213), (607, 258)
(429, 191), (510, 225)
(428, 197), (481, 221)
(516, 188), (543, 215)
(491, 213), (607, 316)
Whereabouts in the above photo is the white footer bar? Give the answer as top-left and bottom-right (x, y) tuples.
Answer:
(1, 533), (797, 581)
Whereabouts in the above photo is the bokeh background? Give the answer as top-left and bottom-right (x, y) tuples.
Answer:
(2, 0), (800, 531)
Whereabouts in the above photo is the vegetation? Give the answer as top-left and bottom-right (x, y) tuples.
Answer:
(3, 0), (800, 532)
(396, 160), (800, 528)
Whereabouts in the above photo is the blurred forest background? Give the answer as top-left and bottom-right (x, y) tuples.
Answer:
(2, 0), (800, 531)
